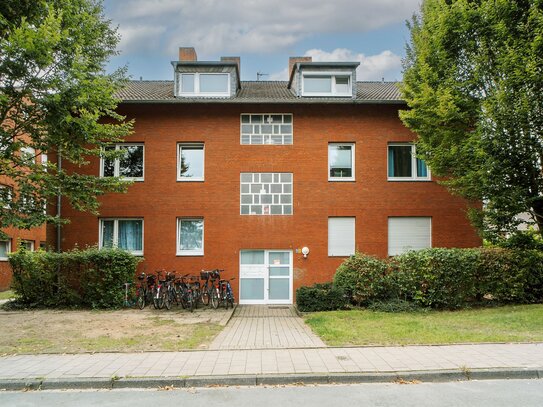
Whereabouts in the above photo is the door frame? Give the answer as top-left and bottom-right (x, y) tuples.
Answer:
(238, 249), (293, 305)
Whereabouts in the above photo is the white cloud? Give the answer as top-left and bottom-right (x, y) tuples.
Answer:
(268, 48), (402, 81)
(105, 0), (419, 56)
(305, 48), (402, 80)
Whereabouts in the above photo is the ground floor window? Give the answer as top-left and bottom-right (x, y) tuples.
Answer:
(328, 217), (356, 256)
(388, 216), (432, 256)
(177, 218), (204, 256)
(99, 218), (143, 255)
(0, 240), (10, 261)
(20, 240), (34, 251)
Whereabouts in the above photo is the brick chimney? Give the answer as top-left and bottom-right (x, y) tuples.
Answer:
(288, 56), (312, 77)
(221, 56), (240, 76)
(179, 47), (197, 61)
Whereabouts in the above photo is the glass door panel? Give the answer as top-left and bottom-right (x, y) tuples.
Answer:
(268, 251), (291, 302)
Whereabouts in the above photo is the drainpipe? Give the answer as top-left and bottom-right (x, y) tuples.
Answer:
(56, 148), (62, 253)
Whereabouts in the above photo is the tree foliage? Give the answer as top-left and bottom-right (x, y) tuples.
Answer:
(400, 0), (543, 240)
(0, 0), (133, 235)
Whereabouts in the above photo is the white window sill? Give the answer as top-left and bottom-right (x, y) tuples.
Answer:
(328, 254), (354, 257)
(302, 93), (352, 97)
(388, 177), (431, 182)
(328, 178), (355, 182)
(177, 251), (204, 257)
(178, 93), (230, 98)
(0, 258), (9, 262)
(177, 178), (205, 182)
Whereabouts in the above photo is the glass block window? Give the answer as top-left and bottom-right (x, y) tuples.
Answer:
(240, 114), (293, 145)
(240, 172), (293, 215)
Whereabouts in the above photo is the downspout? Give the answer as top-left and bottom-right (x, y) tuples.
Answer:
(56, 148), (61, 253)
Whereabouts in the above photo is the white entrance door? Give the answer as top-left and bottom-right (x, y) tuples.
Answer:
(239, 250), (293, 304)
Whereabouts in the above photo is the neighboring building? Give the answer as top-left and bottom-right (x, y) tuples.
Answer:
(57, 47), (481, 304)
(1, 171), (47, 291)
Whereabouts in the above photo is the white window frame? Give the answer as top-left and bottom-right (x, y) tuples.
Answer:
(328, 217), (356, 257)
(177, 143), (205, 182)
(387, 143), (431, 181)
(20, 240), (34, 251)
(328, 143), (355, 181)
(179, 73), (230, 97)
(98, 218), (144, 256)
(0, 184), (13, 209)
(20, 145), (36, 164)
(388, 217), (432, 256)
(99, 143), (145, 181)
(0, 240), (11, 261)
(301, 71), (352, 97)
(240, 113), (294, 145)
(176, 218), (204, 256)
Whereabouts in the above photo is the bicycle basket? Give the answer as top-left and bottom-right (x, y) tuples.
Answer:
(200, 271), (209, 280)
(137, 273), (145, 281)
(211, 270), (221, 279)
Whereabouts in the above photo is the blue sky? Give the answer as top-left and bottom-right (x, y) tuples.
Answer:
(103, 0), (420, 82)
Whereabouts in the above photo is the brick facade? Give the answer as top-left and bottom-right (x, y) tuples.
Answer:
(58, 102), (481, 301)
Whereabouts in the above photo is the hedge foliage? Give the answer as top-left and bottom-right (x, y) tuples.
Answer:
(333, 248), (543, 310)
(9, 247), (141, 308)
(296, 282), (347, 312)
(297, 248), (543, 312)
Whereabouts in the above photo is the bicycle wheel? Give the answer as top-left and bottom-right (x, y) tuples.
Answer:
(163, 288), (172, 310)
(201, 288), (210, 306)
(211, 287), (219, 309)
(136, 288), (146, 309)
(223, 289), (228, 309)
(152, 287), (160, 309)
(186, 293), (194, 312)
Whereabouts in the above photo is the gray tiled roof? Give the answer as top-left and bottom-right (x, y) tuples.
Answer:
(116, 80), (404, 104)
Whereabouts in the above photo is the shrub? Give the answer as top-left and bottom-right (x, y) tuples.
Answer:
(296, 282), (347, 312)
(366, 299), (426, 313)
(390, 248), (480, 309)
(9, 247), (141, 309)
(333, 247), (543, 311)
(333, 253), (389, 306)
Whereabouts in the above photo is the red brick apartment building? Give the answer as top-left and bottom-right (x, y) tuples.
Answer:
(56, 47), (480, 304)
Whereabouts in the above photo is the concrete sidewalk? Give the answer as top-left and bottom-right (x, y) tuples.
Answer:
(0, 343), (542, 389)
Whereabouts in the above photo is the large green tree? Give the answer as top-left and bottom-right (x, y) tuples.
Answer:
(400, 0), (543, 240)
(0, 0), (132, 235)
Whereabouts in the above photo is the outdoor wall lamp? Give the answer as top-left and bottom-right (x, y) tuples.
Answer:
(301, 247), (310, 258)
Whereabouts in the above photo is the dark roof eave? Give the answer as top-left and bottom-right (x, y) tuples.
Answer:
(118, 99), (407, 105)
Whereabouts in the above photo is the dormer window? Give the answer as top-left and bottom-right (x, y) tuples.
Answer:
(180, 73), (230, 97)
(302, 72), (352, 97)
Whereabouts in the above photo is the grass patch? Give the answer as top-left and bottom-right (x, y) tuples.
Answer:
(0, 290), (14, 300)
(304, 304), (543, 346)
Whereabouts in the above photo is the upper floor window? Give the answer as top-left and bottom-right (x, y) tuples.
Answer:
(302, 73), (352, 97)
(178, 143), (204, 181)
(100, 218), (143, 255)
(20, 145), (35, 164)
(0, 240), (11, 261)
(240, 172), (292, 215)
(0, 184), (13, 209)
(180, 73), (230, 97)
(388, 143), (430, 181)
(101, 144), (144, 181)
(241, 114), (293, 145)
(329, 143), (355, 181)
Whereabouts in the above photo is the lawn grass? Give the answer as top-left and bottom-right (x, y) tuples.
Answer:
(0, 290), (14, 300)
(304, 304), (543, 346)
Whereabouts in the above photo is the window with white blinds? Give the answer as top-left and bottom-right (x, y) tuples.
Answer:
(328, 217), (355, 256)
(388, 217), (431, 256)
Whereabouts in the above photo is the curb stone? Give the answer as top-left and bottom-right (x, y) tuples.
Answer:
(0, 379), (42, 391)
(185, 375), (256, 387)
(113, 377), (186, 389)
(257, 373), (329, 385)
(40, 377), (113, 390)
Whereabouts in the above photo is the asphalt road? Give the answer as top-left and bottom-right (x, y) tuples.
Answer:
(1, 379), (542, 406)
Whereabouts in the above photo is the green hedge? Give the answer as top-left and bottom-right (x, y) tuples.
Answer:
(9, 247), (141, 308)
(296, 282), (347, 312)
(333, 248), (543, 310)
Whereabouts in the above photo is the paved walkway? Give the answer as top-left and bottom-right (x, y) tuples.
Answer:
(0, 343), (542, 380)
(210, 305), (325, 350)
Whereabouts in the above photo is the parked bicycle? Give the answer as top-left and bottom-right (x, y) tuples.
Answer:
(218, 277), (235, 309)
(136, 272), (157, 310)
